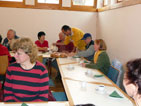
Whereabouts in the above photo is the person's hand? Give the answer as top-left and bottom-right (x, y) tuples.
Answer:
(43, 47), (48, 51)
(81, 63), (86, 67)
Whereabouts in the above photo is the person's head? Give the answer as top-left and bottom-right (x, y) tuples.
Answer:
(123, 58), (141, 98)
(0, 35), (2, 44)
(61, 25), (71, 36)
(38, 31), (46, 42)
(7, 29), (16, 40)
(11, 38), (38, 64)
(94, 39), (107, 51)
(59, 32), (65, 41)
(81, 33), (92, 44)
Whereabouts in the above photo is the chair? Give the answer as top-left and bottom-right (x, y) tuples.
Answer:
(0, 55), (8, 90)
(112, 59), (125, 90)
(0, 55), (8, 76)
(107, 65), (120, 84)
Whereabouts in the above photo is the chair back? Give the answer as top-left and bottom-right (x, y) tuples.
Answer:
(112, 59), (125, 89)
(0, 55), (8, 75)
(107, 65), (119, 84)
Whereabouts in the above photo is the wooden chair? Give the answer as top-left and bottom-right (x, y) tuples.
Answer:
(0, 55), (8, 76)
(0, 55), (8, 90)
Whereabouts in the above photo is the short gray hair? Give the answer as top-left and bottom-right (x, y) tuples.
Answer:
(8, 29), (16, 35)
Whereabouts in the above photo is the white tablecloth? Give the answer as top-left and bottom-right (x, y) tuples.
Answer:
(64, 79), (134, 106)
(60, 64), (112, 85)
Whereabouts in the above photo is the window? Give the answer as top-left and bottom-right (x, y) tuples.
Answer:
(38, 0), (59, 4)
(73, 0), (94, 6)
(0, 0), (22, 1)
(97, 0), (103, 8)
(104, 0), (110, 6)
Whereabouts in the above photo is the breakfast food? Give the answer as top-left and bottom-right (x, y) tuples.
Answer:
(51, 52), (67, 58)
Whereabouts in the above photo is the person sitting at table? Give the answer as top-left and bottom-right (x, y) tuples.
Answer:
(123, 58), (141, 106)
(53, 32), (74, 53)
(0, 35), (12, 63)
(3, 29), (19, 51)
(82, 39), (110, 75)
(54, 25), (86, 52)
(35, 31), (49, 52)
(70, 33), (95, 61)
(4, 38), (49, 102)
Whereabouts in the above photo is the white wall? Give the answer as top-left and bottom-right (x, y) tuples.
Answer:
(0, 7), (97, 46)
(97, 4), (141, 64)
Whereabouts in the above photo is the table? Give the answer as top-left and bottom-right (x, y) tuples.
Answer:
(63, 79), (134, 106)
(57, 58), (135, 106)
(0, 102), (69, 106)
(57, 57), (78, 65)
(59, 64), (112, 85)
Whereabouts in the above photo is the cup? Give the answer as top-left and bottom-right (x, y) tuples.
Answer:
(87, 69), (92, 76)
(98, 85), (105, 93)
(67, 64), (74, 70)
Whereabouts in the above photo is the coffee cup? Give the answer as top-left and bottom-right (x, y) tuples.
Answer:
(98, 85), (105, 92)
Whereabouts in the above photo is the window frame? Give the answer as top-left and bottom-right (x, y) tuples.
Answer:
(0, 0), (24, 8)
(0, 0), (97, 12)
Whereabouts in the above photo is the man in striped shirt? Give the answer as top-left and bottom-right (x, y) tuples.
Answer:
(4, 38), (49, 102)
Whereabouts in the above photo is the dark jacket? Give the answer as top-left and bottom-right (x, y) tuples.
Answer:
(3, 35), (19, 51)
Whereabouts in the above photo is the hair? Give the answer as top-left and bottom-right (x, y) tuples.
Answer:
(0, 35), (2, 43)
(37, 31), (46, 40)
(8, 29), (16, 35)
(11, 38), (38, 63)
(126, 58), (141, 94)
(61, 25), (71, 32)
(95, 39), (107, 50)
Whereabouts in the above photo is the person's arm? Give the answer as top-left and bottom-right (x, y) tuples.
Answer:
(38, 68), (49, 101)
(85, 53), (106, 70)
(38, 47), (48, 51)
(53, 42), (65, 46)
(77, 45), (94, 57)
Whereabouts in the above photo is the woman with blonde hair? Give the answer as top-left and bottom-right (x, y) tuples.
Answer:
(82, 39), (110, 75)
(4, 38), (49, 102)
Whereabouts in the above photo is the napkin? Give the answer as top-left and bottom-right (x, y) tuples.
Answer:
(21, 103), (28, 106)
(84, 60), (89, 63)
(94, 75), (104, 77)
(109, 91), (123, 98)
